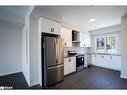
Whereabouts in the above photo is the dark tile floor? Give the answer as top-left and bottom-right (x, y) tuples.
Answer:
(0, 72), (29, 89)
(1, 66), (127, 89)
(49, 66), (127, 89)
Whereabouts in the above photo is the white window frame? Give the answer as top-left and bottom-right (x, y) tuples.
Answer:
(95, 34), (118, 54)
(95, 37), (105, 53)
(106, 34), (117, 54)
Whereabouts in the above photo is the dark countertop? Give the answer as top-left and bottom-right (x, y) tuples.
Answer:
(91, 53), (121, 56)
(64, 55), (76, 58)
(64, 53), (91, 58)
(64, 53), (121, 58)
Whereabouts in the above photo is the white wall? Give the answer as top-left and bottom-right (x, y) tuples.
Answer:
(0, 26), (22, 76)
(61, 21), (80, 31)
(89, 24), (121, 35)
(22, 27), (30, 86)
(22, 6), (34, 87)
(90, 24), (121, 54)
(121, 14), (127, 79)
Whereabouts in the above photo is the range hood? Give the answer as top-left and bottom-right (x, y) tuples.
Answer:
(72, 30), (80, 43)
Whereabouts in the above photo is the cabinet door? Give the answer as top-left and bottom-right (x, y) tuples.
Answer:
(92, 54), (104, 67)
(84, 34), (91, 47)
(92, 54), (97, 65)
(80, 32), (85, 47)
(39, 17), (61, 35)
(61, 27), (72, 47)
(80, 32), (91, 47)
(92, 54), (121, 71)
(93, 55), (111, 69)
(110, 56), (121, 71)
(95, 55), (101, 66)
(69, 57), (76, 72)
(102, 55), (110, 68)
(80, 41), (85, 47)
(64, 62), (68, 76)
(64, 57), (76, 76)
(87, 55), (91, 65)
(64, 58), (73, 76)
(49, 19), (61, 35)
(64, 58), (69, 76)
(84, 55), (88, 67)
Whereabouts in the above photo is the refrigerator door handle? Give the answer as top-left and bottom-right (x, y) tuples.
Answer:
(47, 64), (64, 69)
(55, 38), (58, 64)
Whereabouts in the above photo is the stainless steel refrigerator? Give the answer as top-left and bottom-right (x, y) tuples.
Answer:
(42, 33), (64, 87)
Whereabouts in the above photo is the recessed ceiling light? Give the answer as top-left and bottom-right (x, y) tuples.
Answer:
(89, 18), (96, 22)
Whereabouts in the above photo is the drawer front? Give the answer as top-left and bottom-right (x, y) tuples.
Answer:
(46, 65), (64, 86)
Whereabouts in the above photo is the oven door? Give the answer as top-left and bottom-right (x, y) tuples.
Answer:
(76, 56), (84, 67)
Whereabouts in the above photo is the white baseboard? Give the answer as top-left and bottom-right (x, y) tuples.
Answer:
(0, 70), (22, 77)
(30, 81), (39, 87)
(120, 75), (127, 79)
(23, 71), (39, 87)
(91, 64), (121, 71)
(22, 71), (30, 87)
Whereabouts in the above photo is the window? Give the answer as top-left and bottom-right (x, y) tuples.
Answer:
(106, 36), (116, 53)
(96, 38), (105, 52)
(95, 35), (117, 53)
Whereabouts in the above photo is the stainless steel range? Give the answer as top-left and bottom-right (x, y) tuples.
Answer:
(76, 54), (85, 72)
(68, 50), (85, 72)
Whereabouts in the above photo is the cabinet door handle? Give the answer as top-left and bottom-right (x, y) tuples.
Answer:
(101, 56), (104, 58)
(94, 55), (96, 57)
(110, 56), (112, 59)
(68, 58), (71, 62)
(51, 28), (54, 32)
(65, 42), (67, 46)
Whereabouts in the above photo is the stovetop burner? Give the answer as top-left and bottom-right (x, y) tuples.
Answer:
(76, 54), (85, 58)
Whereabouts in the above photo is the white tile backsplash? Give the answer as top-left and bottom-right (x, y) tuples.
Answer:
(64, 47), (91, 56)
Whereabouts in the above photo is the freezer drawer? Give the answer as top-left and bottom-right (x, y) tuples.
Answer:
(46, 64), (64, 87)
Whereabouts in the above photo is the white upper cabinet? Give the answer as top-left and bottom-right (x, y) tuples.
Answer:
(39, 17), (61, 35)
(80, 32), (85, 47)
(61, 27), (72, 47)
(79, 32), (91, 47)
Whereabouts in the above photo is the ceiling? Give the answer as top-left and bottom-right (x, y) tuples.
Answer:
(0, 6), (127, 31)
(0, 6), (29, 29)
(40, 6), (127, 32)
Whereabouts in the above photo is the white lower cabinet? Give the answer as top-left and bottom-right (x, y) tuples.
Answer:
(64, 57), (76, 76)
(92, 54), (121, 71)
(109, 55), (121, 71)
(92, 54), (97, 65)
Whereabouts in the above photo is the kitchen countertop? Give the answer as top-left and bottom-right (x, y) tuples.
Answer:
(64, 55), (76, 58)
(91, 53), (121, 56)
(64, 53), (91, 58)
(64, 53), (121, 58)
